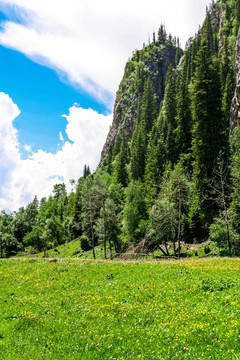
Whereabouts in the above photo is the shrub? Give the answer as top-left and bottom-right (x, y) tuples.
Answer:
(80, 236), (91, 252)
(25, 246), (38, 255)
(204, 246), (211, 254)
(209, 218), (240, 256)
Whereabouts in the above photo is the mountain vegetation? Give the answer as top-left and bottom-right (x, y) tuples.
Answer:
(1, 0), (240, 259)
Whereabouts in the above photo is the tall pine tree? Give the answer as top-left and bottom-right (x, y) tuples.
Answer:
(175, 76), (192, 156)
(161, 65), (178, 164)
(115, 132), (129, 187)
(191, 39), (228, 230)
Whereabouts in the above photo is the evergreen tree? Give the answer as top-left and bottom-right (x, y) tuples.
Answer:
(220, 37), (231, 89)
(191, 40), (228, 230)
(53, 183), (67, 199)
(153, 30), (156, 43)
(83, 164), (91, 178)
(123, 181), (148, 244)
(115, 132), (129, 187)
(190, 39), (198, 79)
(113, 132), (122, 157)
(230, 128), (240, 237)
(157, 24), (167, 43)
(237, 0), (240, 27)
(175, 76), (192, 156)
(130, 123), (146, 181)
(161, 65), (178, 164)
(222, 68), (235, 124)
(140, 77), (157, 134)
(175, 38), (181, 66)
(81, 176), (98, 259)
(205, 13), (214, 55)
(144, 121), (166, 193)
(103, 144), (113, 175)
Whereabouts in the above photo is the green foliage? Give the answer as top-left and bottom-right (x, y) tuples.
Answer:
(144, 122), (167, 198)
(130, 123), (146, 181)
(175, 76), (192, 155)
(230, 128), (240, 235)
(83, 164), (91, 178)
(23, 226), (44, 252)
(157, 24), (167, 43)
(123, 181), (148, 244)
(210, 217), (240, 255)
(191, 39), (228, 228)
(149, 162), (191, 256)
(140, 77), (157, 133)
(114, 132), (129, 187)
(160, 65), (178, 164)
(79, 235), (91, 252)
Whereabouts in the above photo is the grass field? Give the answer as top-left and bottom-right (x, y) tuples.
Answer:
(1, 258), (240, 359)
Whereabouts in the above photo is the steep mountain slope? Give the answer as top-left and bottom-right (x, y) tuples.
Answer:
(100, 40), (181, 162)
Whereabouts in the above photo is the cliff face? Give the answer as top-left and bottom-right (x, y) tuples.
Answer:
(230, 27), (240, 133)
(100, 44), (179, 162)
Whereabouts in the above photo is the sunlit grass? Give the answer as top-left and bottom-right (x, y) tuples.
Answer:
(1, 258), (240, 359)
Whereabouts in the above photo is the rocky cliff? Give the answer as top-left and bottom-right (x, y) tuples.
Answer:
(100, 43), (180, 163)
(230, 27), (240, 133)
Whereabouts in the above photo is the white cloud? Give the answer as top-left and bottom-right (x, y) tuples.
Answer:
(24, 144), (32, 152)
(59, 131), (64, 142)
(0, 93), (112, 212)
(0, 0), (210, 102)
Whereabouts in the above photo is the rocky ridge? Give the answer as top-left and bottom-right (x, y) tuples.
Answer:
(100, 44), (179, 163)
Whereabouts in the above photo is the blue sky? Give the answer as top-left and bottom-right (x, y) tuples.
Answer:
(0, 44), (110, 155)
(0, 0), (210, 211)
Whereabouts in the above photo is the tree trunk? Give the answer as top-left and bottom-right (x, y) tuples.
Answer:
(164, 240), (169, 256)
(103, 202), (107, 259)
(225, 212), (232, 257)
(108, 237), (113, 260)
(157, 244), (168, 256)
(173, 240), (177, 257)
(177, 193), (182, 258)
(90, 222), (96, 260)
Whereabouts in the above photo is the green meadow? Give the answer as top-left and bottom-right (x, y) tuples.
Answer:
(1, 258), (240, 359)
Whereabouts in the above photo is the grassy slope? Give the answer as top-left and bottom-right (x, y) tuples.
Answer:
(22, 239), (110, 260)
(1, 258), (240, 359)
(20, 238), (221, 260)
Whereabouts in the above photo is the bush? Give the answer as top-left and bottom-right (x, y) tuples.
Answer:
(210, 218), (229, 249)
(209, 218), (240, 256)
(80, 236), (91, 252)
(25, 246), (38, 255)
(204, 246), (211, 255)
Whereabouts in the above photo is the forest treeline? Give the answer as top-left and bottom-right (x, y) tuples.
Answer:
(1, 0), (240, 258)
